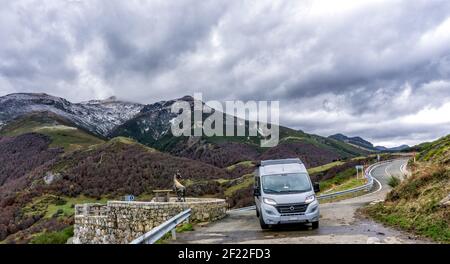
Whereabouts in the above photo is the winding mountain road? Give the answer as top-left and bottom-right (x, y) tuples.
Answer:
(172, 159), (432, 244)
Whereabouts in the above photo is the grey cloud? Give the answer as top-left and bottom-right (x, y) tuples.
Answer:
(1, 0), (450, 146)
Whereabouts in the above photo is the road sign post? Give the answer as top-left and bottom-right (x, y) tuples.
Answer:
(355, 165), (364, 179)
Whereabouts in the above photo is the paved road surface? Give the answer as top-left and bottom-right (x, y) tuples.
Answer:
(172, 159), (432, 244)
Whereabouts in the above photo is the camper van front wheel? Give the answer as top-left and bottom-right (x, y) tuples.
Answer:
(312, 221), (319, 229)
(259, 215), (269, 229)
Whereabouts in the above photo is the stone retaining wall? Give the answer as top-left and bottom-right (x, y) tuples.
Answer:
(73, 198), (227, 244)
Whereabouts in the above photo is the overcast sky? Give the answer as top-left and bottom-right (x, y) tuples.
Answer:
(1, 0), (450, 147)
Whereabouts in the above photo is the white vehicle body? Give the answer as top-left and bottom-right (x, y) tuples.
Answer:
(254, 158), (320, 229)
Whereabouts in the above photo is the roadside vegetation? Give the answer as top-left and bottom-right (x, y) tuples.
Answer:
(22, 195), (108, 220)
(318, 167), (358, 192)
(387, 176), (400, 188)
(322, 178), (367, 194)
(30, 226), (74, 244)
(224, 174), (254, 197)
(365, 136), (450, 243)
(319, 190), (367, 203)
(417, 135), (450, 163)
(156, 222), (194, 244)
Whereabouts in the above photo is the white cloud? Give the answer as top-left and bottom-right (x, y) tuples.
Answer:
(402, 102), (450, 125)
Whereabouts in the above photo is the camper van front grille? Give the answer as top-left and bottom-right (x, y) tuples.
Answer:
(275, 203), (308, 214)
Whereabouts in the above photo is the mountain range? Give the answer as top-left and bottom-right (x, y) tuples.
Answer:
(0, 93), (370, 167)
(329, 133), (410, 152)
(0, 93), (143, 137)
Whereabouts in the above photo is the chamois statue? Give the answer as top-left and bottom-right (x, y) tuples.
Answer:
(173, 170), (186, 202)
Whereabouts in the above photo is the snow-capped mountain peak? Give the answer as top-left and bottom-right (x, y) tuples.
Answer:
(0, 93), (144, 136)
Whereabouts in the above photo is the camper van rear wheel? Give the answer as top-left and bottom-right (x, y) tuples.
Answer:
(312, 221), (319, 229)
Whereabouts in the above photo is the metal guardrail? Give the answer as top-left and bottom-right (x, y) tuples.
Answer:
(317, 160), (401, 199)
(315, 161), (385, 200)
(130, 208), (191, 244)
(228, 160), (394, 212)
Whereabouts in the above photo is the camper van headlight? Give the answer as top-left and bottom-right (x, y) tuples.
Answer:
(305, 195), (316, 204)
(263, 198), (277, 205)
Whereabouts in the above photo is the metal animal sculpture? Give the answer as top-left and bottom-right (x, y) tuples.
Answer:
(173, 170), (186, 202)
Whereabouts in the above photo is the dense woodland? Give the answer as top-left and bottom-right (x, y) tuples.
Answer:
(166, 138), (260, 168)
(42, 140), (231, 198)
(0, 133), (62, 186)
(0, 133), (253, 241)
(259, 141), (340, 168)
(161, 137), (344, 169)
(0, 134), (64, 241)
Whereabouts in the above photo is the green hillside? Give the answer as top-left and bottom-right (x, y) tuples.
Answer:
(416, 135), (450, 163)
(278, 127), (369, 157)
(366, 135), (450, 243)
(0, 112), (104, 152)
(111, 106), (370, 168)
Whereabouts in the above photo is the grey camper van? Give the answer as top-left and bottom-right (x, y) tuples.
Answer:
(254, 158), (320, 229)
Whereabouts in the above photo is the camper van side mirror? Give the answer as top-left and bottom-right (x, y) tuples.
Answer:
(253, 188), (261, 197)
(313, 182), (320, 193)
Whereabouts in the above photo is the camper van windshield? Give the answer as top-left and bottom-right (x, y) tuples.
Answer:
(262, 173), (311, 194)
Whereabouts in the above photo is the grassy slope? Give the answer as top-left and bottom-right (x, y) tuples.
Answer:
(4, 194), (109, 244)
(22, 195), (109, 220)
(365, 136), (450, 243)
(199, 126), (369, 160)
(224, 174), (254, 197)
(0, 113), (104, 152)
(324, 178), (366, 193)
(417, 135), (450, 163)
(308, 161), (345, 174)
(318, 167), (360, 192)
(30, 226), (74, 244)
(277, 127), (369, 158)
(226, 161), (254, 171)
(307, 155), (375, 175)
